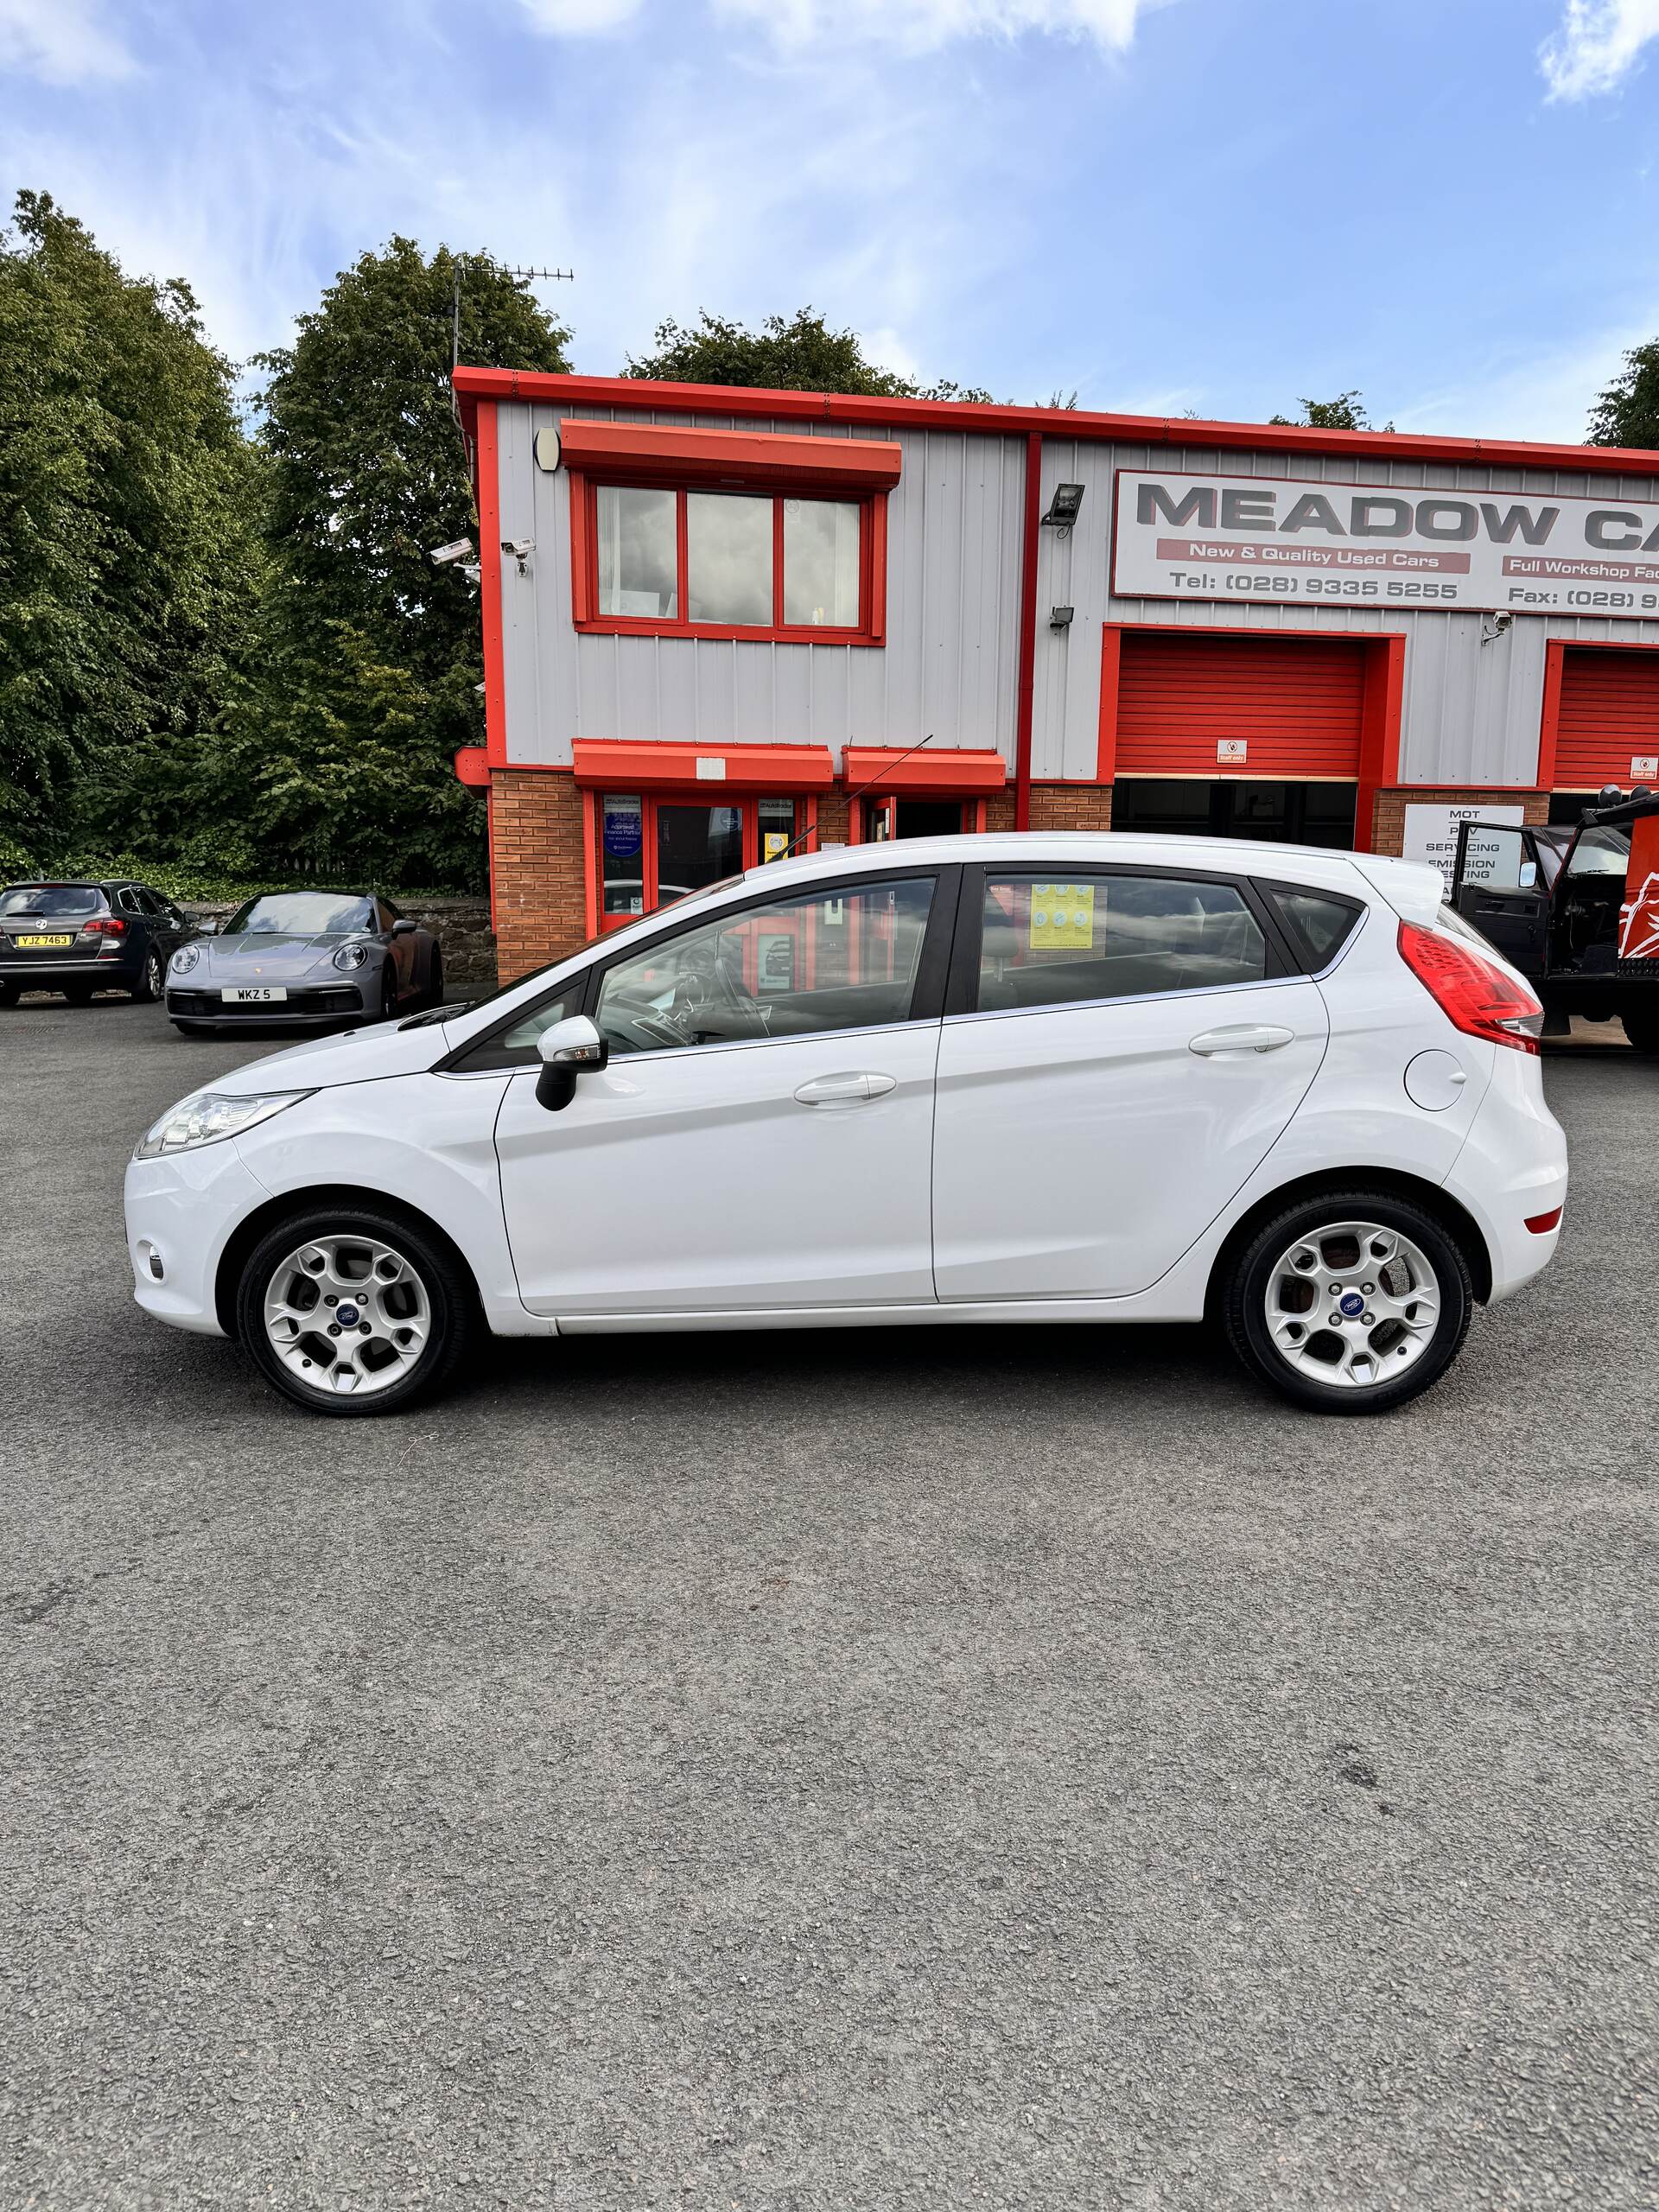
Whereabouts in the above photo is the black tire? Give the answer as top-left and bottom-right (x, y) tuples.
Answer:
(133, 948), (165, 1002)
(425, 949), (445, 1010)
(171, 1019), (220, 1037)
(378, 969), (398, 1022)
(0, 982), (18, 1007)
(61, 983), (95, 1005)
(237, 1205), (478, 1418)
(1222, 1191), (1472, 1415)
(1621, 1004), (1659, 1054)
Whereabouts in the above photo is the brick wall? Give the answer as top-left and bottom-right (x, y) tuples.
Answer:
(1028, 782), (1114, 833)
(491, 769), (588, 983)
(1369, 786), (1548, 856)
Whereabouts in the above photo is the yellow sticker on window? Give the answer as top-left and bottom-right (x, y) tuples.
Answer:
(762, 831), (791, 862)
(1028, 883), (1095, 950)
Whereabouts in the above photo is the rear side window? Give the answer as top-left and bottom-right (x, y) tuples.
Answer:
(976, 874), (1268, 1014)
(1268, 887), (1363, 971)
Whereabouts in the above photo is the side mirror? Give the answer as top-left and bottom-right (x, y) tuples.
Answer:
(535, 1014), (609, 1111)
(391, 918), (417, 936)
(197, 916), (220, 934)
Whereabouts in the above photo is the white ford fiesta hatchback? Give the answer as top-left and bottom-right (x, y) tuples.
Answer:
(125, 834), (1567, 1419)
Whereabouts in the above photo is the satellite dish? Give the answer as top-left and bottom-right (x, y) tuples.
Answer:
(533, 426), (562, 474)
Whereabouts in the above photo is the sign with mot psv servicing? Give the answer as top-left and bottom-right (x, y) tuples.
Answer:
(1113, 470), (1659, 618)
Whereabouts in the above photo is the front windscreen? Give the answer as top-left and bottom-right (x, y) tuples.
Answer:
(223, 893), (376, 936)
(1, 885), (104, 917)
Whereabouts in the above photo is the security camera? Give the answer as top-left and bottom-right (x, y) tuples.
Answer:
(460, 563), (482, 585)
(429, 537), (474, 567)
(1494, 610), (1513, 632)
(502, 537), (535, 562)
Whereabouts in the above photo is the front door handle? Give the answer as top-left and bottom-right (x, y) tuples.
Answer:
(1188, 1024), (1296, 1058)
(792, 1071), (897, 1106)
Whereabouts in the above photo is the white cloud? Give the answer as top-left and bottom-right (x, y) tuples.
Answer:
(716, 0), (1166, 50)
(517, 0), (646, 29)
(1540, 0), (1659, 99)
(0, 0), (134, 84)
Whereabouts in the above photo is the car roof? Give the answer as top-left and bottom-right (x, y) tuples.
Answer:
(741, 830), (1405, 896)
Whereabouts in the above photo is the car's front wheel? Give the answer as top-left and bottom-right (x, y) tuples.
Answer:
(237, 1207), (476, 1416)
(1621, 1003), (1659, 1054)
(0, 982), (18, 1007)
(1223, 1193), (1472, 1414)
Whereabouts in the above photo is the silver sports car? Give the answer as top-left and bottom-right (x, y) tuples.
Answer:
(164, 891), (444, 1035)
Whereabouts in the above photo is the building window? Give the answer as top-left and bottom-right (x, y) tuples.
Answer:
(580, 481), (882, 643)
(591, 791), (813, 927)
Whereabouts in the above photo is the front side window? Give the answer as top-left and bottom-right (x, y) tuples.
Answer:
(595, 877), (936, 1056)
(588, 483), (869, 637)
(976, 874), (1268, 1014)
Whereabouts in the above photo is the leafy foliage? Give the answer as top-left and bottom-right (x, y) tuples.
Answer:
(1586, 342), (1659, 447)
(626, 306), (992, 401)
(214, 238), (571, 890)
(0, 191), (263, 853)
(1268, 391), (1394, 432)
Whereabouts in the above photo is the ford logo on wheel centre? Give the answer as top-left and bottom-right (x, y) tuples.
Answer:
(1338, 1291), (1365, 1318)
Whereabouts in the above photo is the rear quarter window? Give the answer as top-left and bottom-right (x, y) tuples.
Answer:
(1267, 887), (1364, 971)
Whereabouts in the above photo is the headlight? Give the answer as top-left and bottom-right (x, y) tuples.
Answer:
(170, 943), (200, 976)
(134, 1090), (314, 1160)
(332, 941), (371, 969)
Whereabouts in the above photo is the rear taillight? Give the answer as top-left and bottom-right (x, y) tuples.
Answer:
(1397, 920), (1544, 1054)
(81, 916), (126, 937)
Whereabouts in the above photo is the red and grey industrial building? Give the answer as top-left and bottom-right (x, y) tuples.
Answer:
(450, 366), (1659, 982)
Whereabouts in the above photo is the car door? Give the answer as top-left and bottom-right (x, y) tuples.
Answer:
(492, 868), (952, 1316)
(1452, 822), (1550, 977)
(137, 887), (181, 963)
(931, 867), (1330, 1300)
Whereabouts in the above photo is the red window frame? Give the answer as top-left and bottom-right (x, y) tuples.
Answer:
(582, 789), (819, 938)
(571, 477), (888, 646)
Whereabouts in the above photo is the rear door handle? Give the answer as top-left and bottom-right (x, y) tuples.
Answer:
(792, 1071), (897, 1105)
(1188, 1024), (1296, 1057)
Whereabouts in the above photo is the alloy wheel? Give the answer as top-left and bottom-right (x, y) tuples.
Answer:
(261, 1234), (431, 1399)
(1262, 1218), (1441, 1392)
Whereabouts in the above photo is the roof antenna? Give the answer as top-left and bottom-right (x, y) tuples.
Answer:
(772, 734), (937, 863)
(450, 258), (575, 434)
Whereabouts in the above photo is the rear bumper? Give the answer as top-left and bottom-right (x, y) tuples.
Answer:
(2, 953), (140, 987)
(1446, 1050), (1569, 1304)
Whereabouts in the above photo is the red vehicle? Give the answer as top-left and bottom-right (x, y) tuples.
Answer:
(1451, 787), (1659, 1052)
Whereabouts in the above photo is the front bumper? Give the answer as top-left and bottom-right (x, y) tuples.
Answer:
(124, 1141), (272, 1335)
(166, 982), (370, 1025)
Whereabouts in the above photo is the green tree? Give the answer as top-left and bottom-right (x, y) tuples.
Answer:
(0, 190), (262, 854)
(625, 306), (991, 401)
(1269, 390), (1394, 431)
(1587, 342), (1659, 447)
(219, 238), (572, 889)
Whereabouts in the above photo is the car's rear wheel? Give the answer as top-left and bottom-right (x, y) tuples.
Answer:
(237, 1207), (476, 1417)
(1621, 1003), (1659, 1054)
(1223, 1193), (1472, 1414)
(133, 948), (164, 1002)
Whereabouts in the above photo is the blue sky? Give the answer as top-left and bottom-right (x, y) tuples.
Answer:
(4, 0), (1659, 438)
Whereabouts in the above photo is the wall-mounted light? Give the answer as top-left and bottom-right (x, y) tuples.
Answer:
(533, 426), (562, 473)
(1041, 483), (1084, 534)
(1049, 605), (1074, 630)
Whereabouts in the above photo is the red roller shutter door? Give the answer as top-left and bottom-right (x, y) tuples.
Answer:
(1553, 648), (1659, 789)
(1116, 632), (1367, 779)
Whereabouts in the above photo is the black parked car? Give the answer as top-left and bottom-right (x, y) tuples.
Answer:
(0, 880), (194, 1007)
